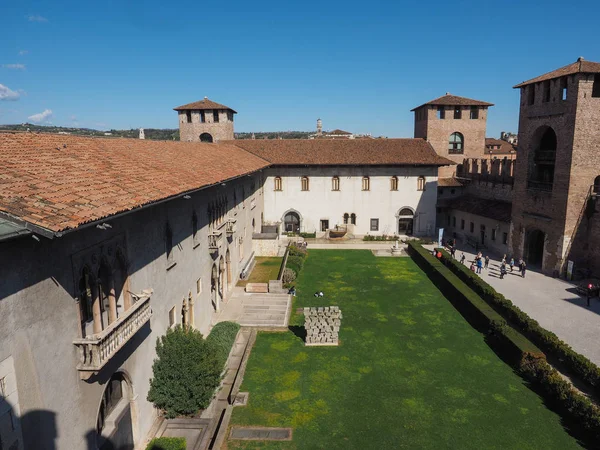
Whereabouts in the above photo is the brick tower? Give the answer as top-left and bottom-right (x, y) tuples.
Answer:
(509, 57), (600, 276)
(174, 97), (236, 143)
(412, 94), (493, 178)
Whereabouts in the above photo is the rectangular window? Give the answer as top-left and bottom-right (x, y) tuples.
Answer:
(362, 176), (370, 191)
(528, 85), (535, 105)
(169, 306), (176, 328)
(200, 111), (205, 123)
(593, 74), (600, 98)
(274, 177), (282, 191)
(470, 222), (474, 233)
(227, 110), (234, 121)
(469, 106), (479, 119)
(454, 107), (462, 119)
(370, 218), (379, 231)
(491, 229), (496, 241)
(332, 176), (340, 191)
(417, 176), (426, 191)
(320, 219), (329, 232)
(461, 219), (465, 230)
(213, 110), (219, 122)
(503, 232), (508, 245)
(185, 111), (192, 123)
(561, 77), (568, 101)
(196, 278), (202, 295)
(437, 106), (445, 119)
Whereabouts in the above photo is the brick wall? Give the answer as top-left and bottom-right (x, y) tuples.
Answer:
(178, 109), (234, 142)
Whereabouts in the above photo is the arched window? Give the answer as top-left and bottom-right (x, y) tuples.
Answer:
(390, 176), (398, 191)
(594, 176), (600, 194)
(200, 133), (213, 143)
(417, 176), (426, 191)
(332, 176), (340, 191)
(274, 176), (282, 191)
(448, 132), (464, 154)
(343, 213), (349, 224)
(350, 213), (357, 225)
(362, 176), (370, 191)
(301, 176), (309, 191)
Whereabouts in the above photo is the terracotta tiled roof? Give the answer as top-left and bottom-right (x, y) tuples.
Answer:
(514, 58), (600, 88)
(0, 132), (268, 233)
(438, 194), (512, 223)
(227, 139), (455, 166)
(411, 94), (493, 111)
(173, 97), (237, 113)
(326, 129), (352, 135)
(484, 138), (517, 155)
(437, 178), (464, 187)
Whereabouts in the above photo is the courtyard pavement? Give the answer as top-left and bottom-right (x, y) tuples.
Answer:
(426, 244), (600, 366)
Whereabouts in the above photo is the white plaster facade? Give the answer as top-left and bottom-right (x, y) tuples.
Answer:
(263, 166), (438, 237)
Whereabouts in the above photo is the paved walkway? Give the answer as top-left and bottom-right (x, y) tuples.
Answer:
(213, 287), (291, 327)
(427, 245), (600, 366)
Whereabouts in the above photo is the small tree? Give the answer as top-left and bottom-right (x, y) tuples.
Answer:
(147, 326), (222, 418)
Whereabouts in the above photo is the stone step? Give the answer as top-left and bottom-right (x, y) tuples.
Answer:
(243, 306), (289, 312)
(241, 314), (286, 321)
(238, 320), (287, 327)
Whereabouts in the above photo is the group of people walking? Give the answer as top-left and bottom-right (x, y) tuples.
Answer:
(449, 244), (527, 280)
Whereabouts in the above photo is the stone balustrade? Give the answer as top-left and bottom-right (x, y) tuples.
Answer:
(304, 306), (342, 346)
(73, 293), (152, 379)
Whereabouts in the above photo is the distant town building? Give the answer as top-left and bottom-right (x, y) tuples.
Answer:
(500, 131), (518, 144)
(174, 96), (236, 143)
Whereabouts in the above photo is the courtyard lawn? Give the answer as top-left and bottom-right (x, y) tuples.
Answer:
(228, 250), (581, 449)
(237, 257), (283, 287)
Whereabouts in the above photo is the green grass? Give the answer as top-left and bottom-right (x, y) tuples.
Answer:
(229, 250), (580, 449)
(237, 257), (283, 287)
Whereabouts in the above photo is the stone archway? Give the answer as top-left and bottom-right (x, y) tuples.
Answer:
(525, 229), (545, 266)
(283, 209), (301, 233)
(96, 372), (135, 450)
(211, 263), (219, 311)
(200, 133), (213, 143)
(397, 207), (414, 236)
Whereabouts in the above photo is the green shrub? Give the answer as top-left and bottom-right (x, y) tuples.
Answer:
(435, 248), (600, 395)
(206, 321), (240, 368)
(146, 437), (186, 450)
(299, 232), (316, 238)
(282, 268), (296, 284)
(286, 255), (305, 274)
(147, 326), (222, 418)
(288, 244), (307, 258)
(363, 235), (397, 241)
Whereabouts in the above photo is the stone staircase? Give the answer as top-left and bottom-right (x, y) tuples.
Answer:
(238, 293), (291, 327)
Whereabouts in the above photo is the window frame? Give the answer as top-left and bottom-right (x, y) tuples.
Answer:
(448, 132), (464, 154)
(274, 176), (282, 191)
(185, 111), (192, 123)
(213, 110), (219, 123)
(332, 176), (340, 191)
(469, 106), (479, 119)
(301, 176), (309, 191)
(437, 106), (445, 119)
(454, 107), (462, 119)
(362, 176), (370, 191)
(417, 176), (426, 191)
(370, 218), (379, 231)
(390, 176), (398, 191)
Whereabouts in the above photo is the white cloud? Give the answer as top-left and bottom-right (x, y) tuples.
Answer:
(0, 84), (20, 101)
(19, 50), (29, 56)
(27, 15), (48, 22)
(3, 64), (26, 70)
(28, 109), (53, 123)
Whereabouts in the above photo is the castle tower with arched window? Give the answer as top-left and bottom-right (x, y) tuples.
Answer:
(411, 93), (493, 178)
(174, 97), (236, 143)
(509, 57), (600, 276)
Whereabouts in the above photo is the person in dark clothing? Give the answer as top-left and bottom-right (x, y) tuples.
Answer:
(484, 255), (490, 270)
(451, 247), (456, 259)
(500, 263), (507, 279)
(460, 253), (466, 265)
(521, 262), (527, 278)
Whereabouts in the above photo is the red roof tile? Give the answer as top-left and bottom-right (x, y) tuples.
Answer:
(513, 57), (600, 88)
(226, 139), (454, 166)
(0, 132), (268, 233)
(411, 94), (493, 111)
(173, 97), (237, 113)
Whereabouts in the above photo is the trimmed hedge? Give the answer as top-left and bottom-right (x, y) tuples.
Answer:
(146, 437), (186, 450)
(288, 243), (308, 258)
(407, 242), (543, 362)
(206, 321), (240, 368)
(286, 255), (305, 274)
(435, 247), (600, 396)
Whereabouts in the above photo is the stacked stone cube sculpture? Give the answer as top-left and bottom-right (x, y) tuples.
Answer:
(304, 306), (342, 346)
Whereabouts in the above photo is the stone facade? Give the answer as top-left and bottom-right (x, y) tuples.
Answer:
(0, 175), (263, 450)
(262, 166), (438, 237)
(414, 104), (489, 178)
(178, 109), (234, 143)
(509, 69), (600, 276)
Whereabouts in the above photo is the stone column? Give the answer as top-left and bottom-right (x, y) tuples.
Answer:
(188, 293), (195, 329)
(91, 282), (102, 334)
(108, 275), (118, 325)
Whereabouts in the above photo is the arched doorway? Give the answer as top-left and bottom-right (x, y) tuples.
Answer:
(225, 249), (232, 292)
(397, 208), (414, 235)
(200, 133), (213, 143)
(96, 372), (134, 450)
(525, 229), (545, 266)
(211, 264), (219, 311)
(528, 126), (557, 190)
(284, 211), (300, 233)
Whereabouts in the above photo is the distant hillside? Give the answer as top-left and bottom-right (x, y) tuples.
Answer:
(0, 124), (314, 141)
(0, 124), (180, 141)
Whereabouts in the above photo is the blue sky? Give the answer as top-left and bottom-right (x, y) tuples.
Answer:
(1, 0), (599, 137)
